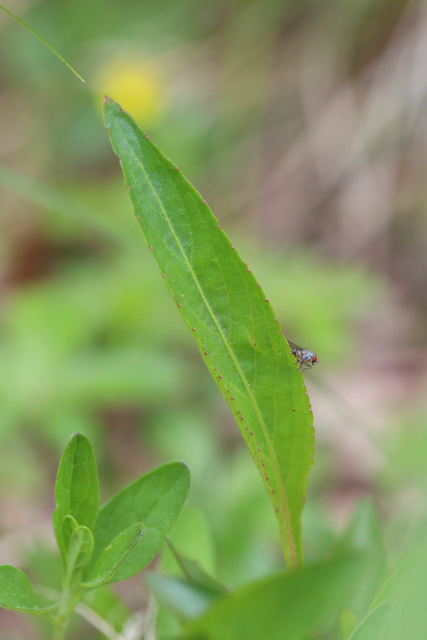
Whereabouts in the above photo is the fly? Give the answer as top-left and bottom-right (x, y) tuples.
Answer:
(288, 340), (318, 371)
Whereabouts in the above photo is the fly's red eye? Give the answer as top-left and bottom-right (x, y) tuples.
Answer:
(312, 355), (318, 364)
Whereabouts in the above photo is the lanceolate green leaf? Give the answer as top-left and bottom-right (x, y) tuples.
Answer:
(167, 540), (228, 596)
(104, 97), (314, 568)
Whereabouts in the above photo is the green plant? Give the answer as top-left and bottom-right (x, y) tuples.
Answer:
(0, 432), (190, 639)
(98, 98), (427, 640)
(1, 13), (425, 628)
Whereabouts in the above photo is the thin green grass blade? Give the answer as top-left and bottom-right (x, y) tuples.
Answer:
(0, 3), (85, 82)
(103, 96), (314, 568)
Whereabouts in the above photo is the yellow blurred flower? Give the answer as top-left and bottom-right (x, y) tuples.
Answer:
(94, 56), (167, 124)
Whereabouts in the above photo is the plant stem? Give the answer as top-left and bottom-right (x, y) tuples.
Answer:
(51, 575), (84, 640)
(36, 584), (125, 640)
(52, 618), (68, 640)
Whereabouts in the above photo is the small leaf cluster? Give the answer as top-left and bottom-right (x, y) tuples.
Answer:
(0, 432), (190, 638)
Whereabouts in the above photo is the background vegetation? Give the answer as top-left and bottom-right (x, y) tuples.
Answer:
(1, 0), (427, 637)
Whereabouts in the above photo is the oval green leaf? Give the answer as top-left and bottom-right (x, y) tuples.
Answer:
(89, 461), (190, 583)
(0, 565), (58, 614)
(53, 433), (99, 565)
(62, 515), (78, 553)
(83, 522), (143, 588)
(66, 526), (94, 576)
(103, 96), (314, 567)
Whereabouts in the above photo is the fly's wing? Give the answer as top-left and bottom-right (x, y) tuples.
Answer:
(287, 340), (304, 352)
(287, 340), (304, 367)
